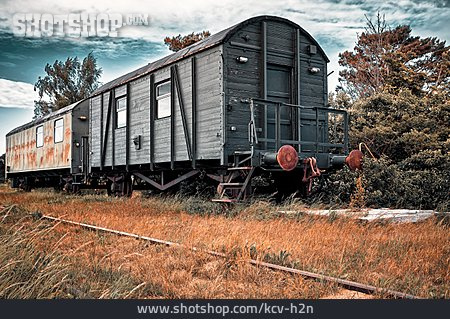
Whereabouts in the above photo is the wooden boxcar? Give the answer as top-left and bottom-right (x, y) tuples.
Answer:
(5, 100), (89, 190)
(5, 15), (356, 200)
(87, 15), (350, 199)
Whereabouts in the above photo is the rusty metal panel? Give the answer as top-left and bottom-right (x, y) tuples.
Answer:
(6, 113), (72, 173)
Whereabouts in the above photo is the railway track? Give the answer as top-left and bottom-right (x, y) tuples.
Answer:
(39, 214), (417, 299)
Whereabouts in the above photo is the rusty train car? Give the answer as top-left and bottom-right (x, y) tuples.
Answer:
(5, 100), (89, 190)
(5, 16), (360, 201)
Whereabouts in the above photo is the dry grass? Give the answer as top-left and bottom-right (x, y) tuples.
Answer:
(0, 201), (337, 299)
(0, 185), (448, 298)
(0, 206), (154, 298)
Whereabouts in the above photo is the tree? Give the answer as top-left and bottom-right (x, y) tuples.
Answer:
(164, 31), (211, 52)
(338, 13), (449, 100)
(34, 52), (102, 118)
(328, 91), (352, 109)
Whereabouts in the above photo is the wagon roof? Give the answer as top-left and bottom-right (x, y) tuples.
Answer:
(6, 100), (83, 136)
(92, 15), (329, 96)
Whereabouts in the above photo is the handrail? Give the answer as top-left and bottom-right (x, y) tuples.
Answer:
(248, 99), (259, 145)
(250, 97), (347, 113)
(248, 98), (349, 154)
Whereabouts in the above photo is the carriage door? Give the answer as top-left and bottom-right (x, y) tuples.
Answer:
(267, 64), (292, 149)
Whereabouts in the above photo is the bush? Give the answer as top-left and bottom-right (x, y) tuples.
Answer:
(324, 90), (449, 210)
(361, 158), (449, 210)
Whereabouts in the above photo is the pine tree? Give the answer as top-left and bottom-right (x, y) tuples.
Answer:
(338, 13), (449, 99)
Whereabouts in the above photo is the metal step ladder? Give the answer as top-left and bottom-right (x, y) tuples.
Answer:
(212, 166), (255, 203)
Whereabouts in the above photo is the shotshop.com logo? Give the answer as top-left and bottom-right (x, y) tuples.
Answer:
(12, 13), (149, 37)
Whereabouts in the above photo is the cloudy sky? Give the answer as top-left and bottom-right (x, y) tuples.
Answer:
(0, 0), (449, 154)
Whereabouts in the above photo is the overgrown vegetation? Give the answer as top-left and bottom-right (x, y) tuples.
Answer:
(323, 90), (450, 211)
(324, 13), (449, 210)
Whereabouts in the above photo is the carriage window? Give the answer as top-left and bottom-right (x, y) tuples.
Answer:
(156, 81), (171, 119)
(54, 118), (64, 143)
(36, 125), (44, 148)
(116, 97), (127, 128)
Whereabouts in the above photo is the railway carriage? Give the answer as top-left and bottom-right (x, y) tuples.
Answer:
(5, 100), (89, 190)
(5, 16), (360, 200)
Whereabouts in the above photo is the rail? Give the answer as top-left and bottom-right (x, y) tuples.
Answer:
(248, 98), (348, 155)
(40, 214), (417, 299)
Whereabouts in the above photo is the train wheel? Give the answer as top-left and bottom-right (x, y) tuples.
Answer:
(72, 184), (80, 194)
(10, 177), (20, 189)
(22, 177), (33, 192)
(122, 175), (133, 197)
(106, 180), (113, 196)
(106, 175), (132, 197)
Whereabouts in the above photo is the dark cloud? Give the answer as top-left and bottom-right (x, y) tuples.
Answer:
(286, 8), (306, 14)
(0, 32), (167, 84)
(310, 18), (340, 24)
(0, 0), (447, 92)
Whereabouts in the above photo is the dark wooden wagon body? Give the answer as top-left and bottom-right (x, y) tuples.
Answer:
(5, 16), (351, 198)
